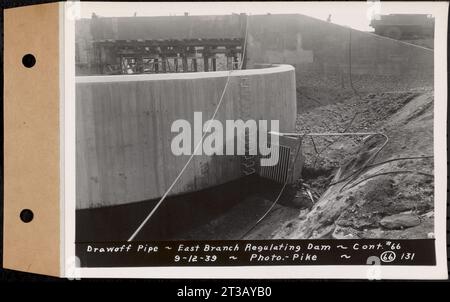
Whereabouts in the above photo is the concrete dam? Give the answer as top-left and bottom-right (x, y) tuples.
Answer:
(76, 65), (297, 209)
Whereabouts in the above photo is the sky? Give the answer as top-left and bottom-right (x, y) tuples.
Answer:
(77, 1), (438, 32)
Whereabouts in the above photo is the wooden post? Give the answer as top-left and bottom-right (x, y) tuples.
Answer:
(204, 57), (209, 72)
(212, 57), (217, 71)
(154, 58), (159, 73)
(192, 58), (198, 72)
(96, 45), (103, 74)
(137, 56), (144, 73)
(226, 56), (231, 70)
(203, 47), (209, 72)
(182, 55), (188, 72)
(161, 57), (167, 73)
(203, 56), (209, 72)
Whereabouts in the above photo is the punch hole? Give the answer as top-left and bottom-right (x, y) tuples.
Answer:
(22, 54), (36, 68)
(20, 209), (34, 223)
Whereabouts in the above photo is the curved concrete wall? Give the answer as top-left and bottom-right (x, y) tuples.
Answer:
(76, 65), (296, 209)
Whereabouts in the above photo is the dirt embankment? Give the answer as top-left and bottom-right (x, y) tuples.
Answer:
(179, 90), (435, 241)
(273, 90), (434, 239)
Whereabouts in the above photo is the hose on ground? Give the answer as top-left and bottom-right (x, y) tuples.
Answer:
(239, 181), (288, 240)
(239, 134), (303, 239)
(344, 170), (434, 191)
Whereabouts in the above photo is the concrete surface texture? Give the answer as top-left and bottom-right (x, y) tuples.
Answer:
(76, 65), (296, 209)
(245, 14), (433, 110)
(247, 14), (432, 77)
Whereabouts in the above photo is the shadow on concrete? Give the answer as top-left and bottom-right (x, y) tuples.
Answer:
(76, 175), (283, 242)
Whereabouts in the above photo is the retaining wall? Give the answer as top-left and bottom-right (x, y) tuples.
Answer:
(246, 14), (433, 109)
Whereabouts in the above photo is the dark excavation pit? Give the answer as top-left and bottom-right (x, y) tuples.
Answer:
(76, 176), (284, 242)
(278, 166), (334, 209)
(301, 166), (334, 180)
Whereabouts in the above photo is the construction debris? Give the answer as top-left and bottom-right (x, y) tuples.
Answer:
(176, 90), (434, 240)
(272, 90), (434, 239)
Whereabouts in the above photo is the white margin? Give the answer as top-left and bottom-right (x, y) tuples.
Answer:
(59, 1), (66, 278)
(431, 0), (448, 281)
(63, 1), (80, 279)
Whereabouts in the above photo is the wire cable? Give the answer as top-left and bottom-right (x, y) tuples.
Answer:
(239, 181), (288, 240)
(272, 131), (389, 192)
(332, 133), (389, 192)
(128, 75), (232, 241)
(344, 170), (433, 191)
(311, 112), (359, 167)
(348, 28), (363, 101)
(239, 14), (249, 70)
(271, 131), (384, 137)
(366, 155), (433, 169)
(338, 155), (433, 192)
(128, 13), (251, 242)
(239, 136), (302, 239)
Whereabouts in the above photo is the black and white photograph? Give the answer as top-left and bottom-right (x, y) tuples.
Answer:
(66, 1), (447, 278)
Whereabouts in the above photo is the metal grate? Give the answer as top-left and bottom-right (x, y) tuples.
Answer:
(240, 134), (303, 184)
(259, 144), (292, 183)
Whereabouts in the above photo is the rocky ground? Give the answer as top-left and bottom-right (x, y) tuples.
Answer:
(273, 89), (435, 239)
(180, 89), (435, 240)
